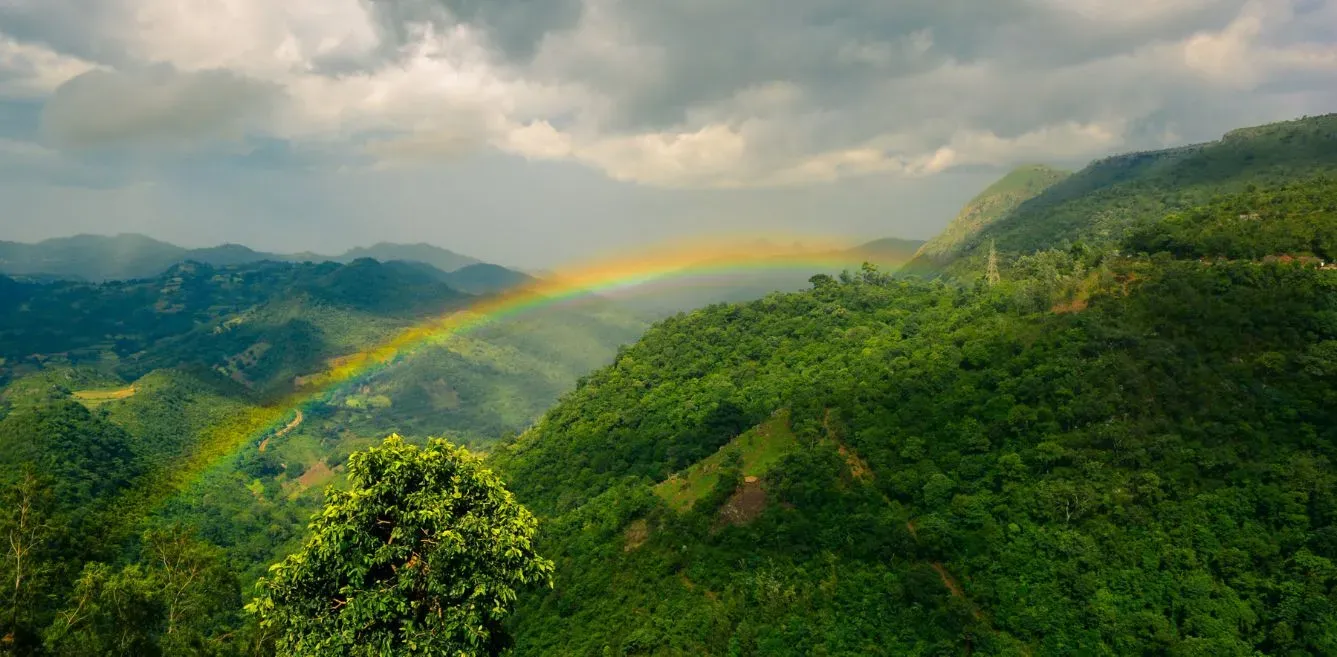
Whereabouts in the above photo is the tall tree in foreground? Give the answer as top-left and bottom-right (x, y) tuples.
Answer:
(248, 436), (552, 657)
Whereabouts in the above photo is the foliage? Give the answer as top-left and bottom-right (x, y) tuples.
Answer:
(249, 436), (553, 657)
(42, 527), (239, 657)
(1126, 176), (1337, 261)
(494, 230), (1337, 654)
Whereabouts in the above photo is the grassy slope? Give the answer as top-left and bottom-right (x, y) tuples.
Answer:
(653, 410), (798, 512)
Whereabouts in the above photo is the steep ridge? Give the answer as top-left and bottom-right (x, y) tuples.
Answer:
(930, 113), (1337, 278)
(907, 164), (1069, 269)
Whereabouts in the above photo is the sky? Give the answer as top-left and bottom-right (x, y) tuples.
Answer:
(0, 0), (1335, 268)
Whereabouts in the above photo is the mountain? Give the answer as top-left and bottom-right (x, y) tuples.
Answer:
(0, 258), (472, 394)
(439, 263), (536, 295)
(0, 235), (487, 283)
(843, 236), (928, 265)
(185, 243), (278, 266)
(336, 242), (481, 273)
(924, 113), (1337, 277)
(487, 178), (1337, 654)
(907, 164), (1069, 269)
(0, 233), (187, 282)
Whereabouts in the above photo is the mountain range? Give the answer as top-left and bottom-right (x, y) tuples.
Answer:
(0, 234), (482, 283)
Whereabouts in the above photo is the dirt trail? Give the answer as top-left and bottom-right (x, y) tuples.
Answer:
(259, 410), (303, 453)
(906, 520), (986, 624)
(931, 563), (969, 606)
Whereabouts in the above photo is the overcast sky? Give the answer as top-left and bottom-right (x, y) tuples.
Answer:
(0, 0), (1335, 267)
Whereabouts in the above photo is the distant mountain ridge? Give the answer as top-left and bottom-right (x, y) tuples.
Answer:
(0, 234), (484, 283)
(919, 112), (1337, 277)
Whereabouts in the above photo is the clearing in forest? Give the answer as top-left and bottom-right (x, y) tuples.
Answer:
(72, 385), (137, 408)
(653, 409), (798, 512)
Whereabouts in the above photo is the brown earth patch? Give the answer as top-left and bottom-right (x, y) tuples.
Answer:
(623, 518), (650, 552)
(715, 478), (767, 529)
(932, 563), (984, 622)
(1050, 297), (1089, 314)
(297, 460), (333, 489)
(838, 444), (874, 481)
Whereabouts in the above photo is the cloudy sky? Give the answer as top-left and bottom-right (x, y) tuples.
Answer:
(1, 0), (1335, 267)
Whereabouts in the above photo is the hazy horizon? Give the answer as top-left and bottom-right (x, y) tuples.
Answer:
(2, 0), (1335, 267)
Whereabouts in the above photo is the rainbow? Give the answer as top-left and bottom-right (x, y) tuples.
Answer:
(117, 234), (913, 526)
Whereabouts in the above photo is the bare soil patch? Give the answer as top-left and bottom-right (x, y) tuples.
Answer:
(715, 478), (767, 529)
(623, 518), (650, 552)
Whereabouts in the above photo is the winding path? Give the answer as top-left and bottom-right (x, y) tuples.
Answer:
(258, 410), (303, 453)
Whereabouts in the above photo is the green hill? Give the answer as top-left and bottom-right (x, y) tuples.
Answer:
(490, 226), (1337, 654)
(930, 113), (1337, 279)
(439, 262), (536, 294)
(906, 164), (1070, 269)
(0, 258), (471, 393)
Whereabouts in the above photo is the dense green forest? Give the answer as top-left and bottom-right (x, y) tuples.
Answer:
(493, 252), (1337, 655)
(3, 114), (1337, 655)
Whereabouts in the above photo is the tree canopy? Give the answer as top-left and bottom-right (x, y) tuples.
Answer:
(249, 436), (553, 657)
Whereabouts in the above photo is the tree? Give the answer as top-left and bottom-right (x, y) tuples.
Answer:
(40, 526), (238, 657)
(43, 563), (165, 657)
(248, 435), (553, 657)
(2, 473), (54, 653)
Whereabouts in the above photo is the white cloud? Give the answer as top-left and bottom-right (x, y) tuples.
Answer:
(0, 34), (97, 98)
(2, 0), (1336, 188)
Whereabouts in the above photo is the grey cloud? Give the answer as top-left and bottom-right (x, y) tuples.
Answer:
(40, 66), (280, 148)
(363, 0), (583, 63)
(0, 1), (136, 67)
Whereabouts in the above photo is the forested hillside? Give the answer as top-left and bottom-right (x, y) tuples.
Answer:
(490, 177), (1337, 654)
(927, 113), (1337, 278)
(0, 259), (646, 654)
